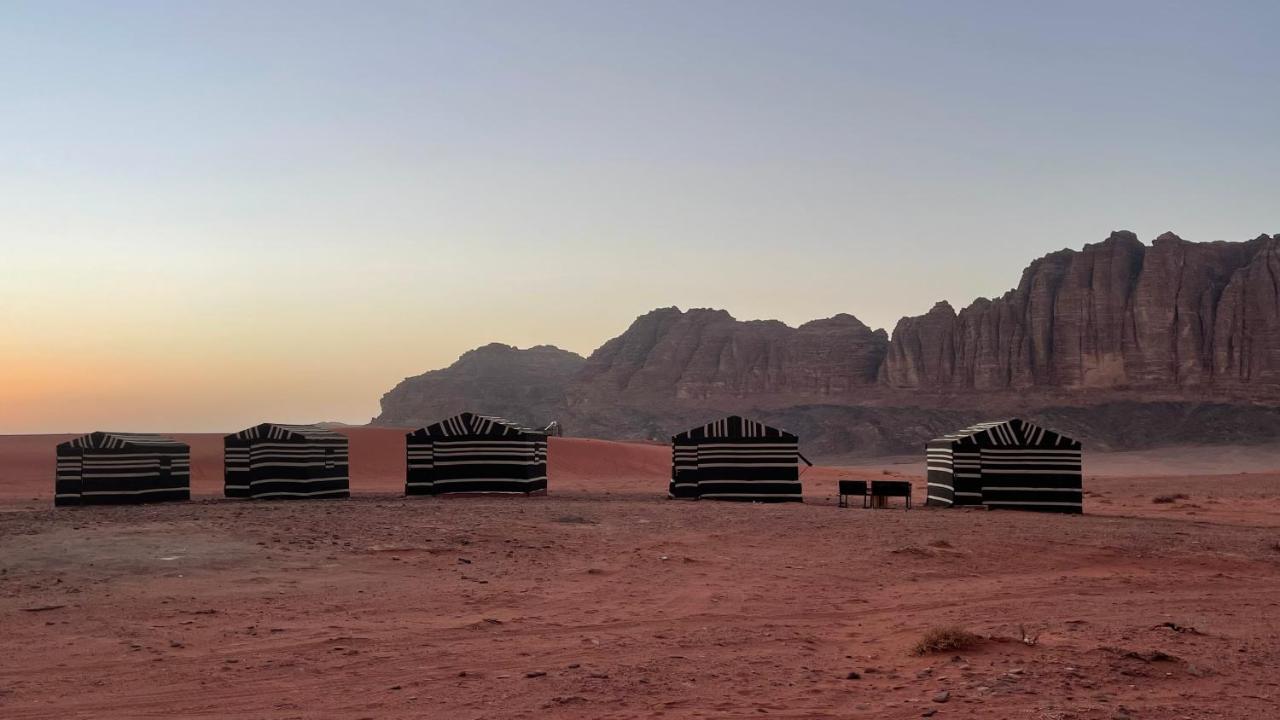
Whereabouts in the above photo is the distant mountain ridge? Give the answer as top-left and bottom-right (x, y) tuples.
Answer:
(375, 343), (584, 430)
(373, 231), (1280, 457)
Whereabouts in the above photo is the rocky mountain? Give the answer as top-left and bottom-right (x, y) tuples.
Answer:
(372, 231), (1280, 456)
(375, 343), (584, 429)
(881, 231), (1280, 393)
(571, 307), (887, 401)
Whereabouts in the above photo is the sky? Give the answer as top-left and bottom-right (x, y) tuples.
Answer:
(2, 0), (1278, 433)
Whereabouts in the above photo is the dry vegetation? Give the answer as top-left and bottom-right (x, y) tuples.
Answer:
(911, 625), (982, 656)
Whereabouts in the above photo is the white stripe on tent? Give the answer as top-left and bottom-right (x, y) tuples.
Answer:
(697, 463), (798, 468)
(433, 460), (539, 466)
(251, 462), (346, 468)
(431, 478), (545, 486)
(82, 487), (188, 496)
(983, 466), (1085, 471)
(696, 441), (797, 446)
(251, 475), (349, 482)
(699, 493), (804, 499)
(981, 486), (1081, 492)
(251, 490), (350, 498)
(697, 480), (802, 487)
(984, 500), (1081, 507)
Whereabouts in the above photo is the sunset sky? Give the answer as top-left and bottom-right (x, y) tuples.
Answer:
(2, 1), (1278, 433)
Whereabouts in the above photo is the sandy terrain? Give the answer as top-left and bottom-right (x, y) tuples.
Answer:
(2, 430), (1279, 718)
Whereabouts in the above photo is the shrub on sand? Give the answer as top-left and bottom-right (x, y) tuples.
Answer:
(911, 626), (981, 656)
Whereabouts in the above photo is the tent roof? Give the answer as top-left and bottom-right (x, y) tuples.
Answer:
(227, 423), (346, 442)
(58, 432), (189, 451)
(929, 418), (1080, 448)
(672, 415), (797, 442)
(409, 412), (544, 440)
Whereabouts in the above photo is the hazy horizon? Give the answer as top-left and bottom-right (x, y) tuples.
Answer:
(3, 1), (1278, 433)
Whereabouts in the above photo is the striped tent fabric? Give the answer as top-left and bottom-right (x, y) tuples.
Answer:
(672, 416), (803, 502)
(55, 432), (190, 507)
(405, 412), (548, 496)
(974, 419), (1082, 513)
(925, 421), (1004, 507)
(925, 419), (1082, 513)
(668, 436), (698, 498)
(925, 436), (956, 506)
(533, 437), (548, 485)
(224, 423), (350, 500)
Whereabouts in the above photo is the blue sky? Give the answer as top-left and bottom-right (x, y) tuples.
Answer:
(1, 1), (1277, 431)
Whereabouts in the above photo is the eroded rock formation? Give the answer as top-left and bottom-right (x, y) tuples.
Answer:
(881, 231), (1280, 392)
(374, 343), (584, 429)
(372, 231), (1280, 455)
(571, 307), (887, 402)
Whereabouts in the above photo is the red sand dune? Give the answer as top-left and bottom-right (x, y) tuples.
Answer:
(2, 432), (1280, 718)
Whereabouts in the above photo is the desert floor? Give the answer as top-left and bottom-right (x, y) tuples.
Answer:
(1, 430), (1278, 719)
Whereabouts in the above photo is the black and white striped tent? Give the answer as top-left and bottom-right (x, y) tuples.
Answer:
(224, 423), (350, 500)
(925, 419), (1082, 513)
(55, 432), (190, 507)
(405, 413), (548, 496)
(670, 416), (804, 502)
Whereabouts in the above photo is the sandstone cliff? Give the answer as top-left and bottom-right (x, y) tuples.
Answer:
(881, 231), (1280, 393)
(571, 307), (887, 402)
(373, 231), (1280, 455)
(374, 343), (584, 429)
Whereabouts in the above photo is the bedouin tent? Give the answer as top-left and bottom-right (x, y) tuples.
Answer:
(925, 418), (1082, 513)
(405, 412), (548, 495)
(670, 415), (805, 502)
(224, 423), (350, 500)
(55, 432), (190, 507)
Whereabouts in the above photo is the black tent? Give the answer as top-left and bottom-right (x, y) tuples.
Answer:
(224, 423), (350, 500)
(925, 419), (1082, 513)
(670, 416), (804, 502)
(55, 432), (190, 507)
(405, 412), (548, 495)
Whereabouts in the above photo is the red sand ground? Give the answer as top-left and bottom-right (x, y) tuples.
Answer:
(2, 430), (1279, 719)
